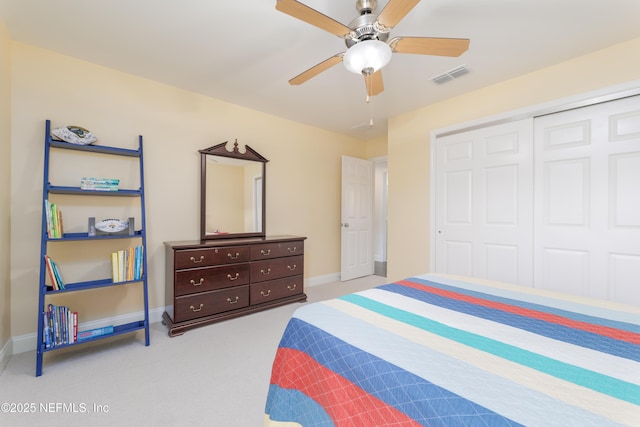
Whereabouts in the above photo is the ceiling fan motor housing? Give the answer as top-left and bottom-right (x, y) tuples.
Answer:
(346, 6), (389, 48)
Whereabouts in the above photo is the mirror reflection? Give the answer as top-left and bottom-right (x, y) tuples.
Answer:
(200, 141), (267, 240)
(205, 157), (262, 235)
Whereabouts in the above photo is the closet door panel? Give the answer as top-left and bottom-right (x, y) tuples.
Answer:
(435, 119), (534, 286)
(534, 95), (640, 304)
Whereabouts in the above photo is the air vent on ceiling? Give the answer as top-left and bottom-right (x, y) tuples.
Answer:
(431, 65), (470, 85)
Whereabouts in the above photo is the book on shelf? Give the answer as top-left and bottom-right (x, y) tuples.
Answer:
(43, 304), (78, 349)
(77, 326), (114, 342)
(80, 177), (119, 191)
(111, 245), (144, 283)
(44, 255), (65, 290)
(44, 199), (64, 238)
(80, 177), (120, 185)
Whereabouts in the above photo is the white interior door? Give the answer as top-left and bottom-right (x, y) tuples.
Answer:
(533, 95), (640, 304)
(341, 155), (374, 281)
(434, 119), (534, 286)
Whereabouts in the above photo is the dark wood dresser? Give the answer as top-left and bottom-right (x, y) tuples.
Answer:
(163, 235), (306, 336)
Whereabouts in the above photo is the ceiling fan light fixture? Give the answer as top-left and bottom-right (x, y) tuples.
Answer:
(343, 39), (392, 74)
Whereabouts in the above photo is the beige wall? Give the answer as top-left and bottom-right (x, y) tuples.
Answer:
(9, 43), (369, 337)
(386, 37), (640, 281)
(366, 135), (387, 159)
(0, 22), (11, 353)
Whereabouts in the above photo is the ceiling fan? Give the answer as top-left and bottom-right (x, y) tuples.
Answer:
(276, 0), (470, 97)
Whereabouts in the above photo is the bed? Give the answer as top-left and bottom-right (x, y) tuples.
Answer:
(264, 274), (639, 426)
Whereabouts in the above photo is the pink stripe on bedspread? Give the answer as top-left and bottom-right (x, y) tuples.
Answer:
(270, 347), (422, 426)
(397, 280), (640, 344)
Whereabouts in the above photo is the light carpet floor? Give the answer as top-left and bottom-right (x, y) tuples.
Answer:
(0, 275), (387, 427)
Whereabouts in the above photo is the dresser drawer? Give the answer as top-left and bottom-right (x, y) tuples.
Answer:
(175, 246), (250, 269)
(174, 286), (250, 322)
(251, 255), (304, 283)
(250, 275), (304, 305)
(251, 240), (304, 260)
(175, 264), (250, 297)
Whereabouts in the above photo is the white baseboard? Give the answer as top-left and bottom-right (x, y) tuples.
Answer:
(7, 273), (341, 357)
(305, 272), (340, 287)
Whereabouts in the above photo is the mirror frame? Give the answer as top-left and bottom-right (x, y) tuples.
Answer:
(200, 140), (268, 241)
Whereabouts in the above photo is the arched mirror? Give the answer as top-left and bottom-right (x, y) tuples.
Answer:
(200, 140), (268, 240)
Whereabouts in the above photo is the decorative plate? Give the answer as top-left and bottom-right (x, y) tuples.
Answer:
(95, 219), (128, 233)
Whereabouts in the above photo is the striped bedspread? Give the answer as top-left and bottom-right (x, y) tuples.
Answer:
(264, 274), (640, 426)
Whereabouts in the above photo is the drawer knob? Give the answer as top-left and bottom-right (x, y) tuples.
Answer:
(190, 255), (205, 264)
(287, 284), (297, 291)
(260, 268), (271, 275)
(261, 290), (271, 297)
(189, 304), (204, 312)
(287, 264), (297, 271)
(227, 296), (239, 304)
(287, 247), (297, 253)
(260, 249), (271, 256)
(190, 278), (205, 287)
(227, 273), (239, 281)
(227, 252), (240, 260)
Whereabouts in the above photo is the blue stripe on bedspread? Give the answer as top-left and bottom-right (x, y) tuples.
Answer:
(279, 316), (523, 427)
(407, 277), (640, 333)
(379, 282), (639, 362)
(341, 293), (640, 405)
(266, 385), (334, 426)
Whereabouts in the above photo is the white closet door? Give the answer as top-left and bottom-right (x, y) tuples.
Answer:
(534, 95), (640, 304)
(435, 119), (534, 286)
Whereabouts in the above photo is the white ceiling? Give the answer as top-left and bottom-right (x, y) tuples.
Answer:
(1, 0), (640, 139)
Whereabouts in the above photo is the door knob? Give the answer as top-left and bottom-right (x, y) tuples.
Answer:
(342, 223), (350, 228)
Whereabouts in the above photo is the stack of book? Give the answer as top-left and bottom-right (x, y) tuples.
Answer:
(80, 177), (119, 191)
(43, 304), (77, 348)
(44, 199), (64, 238)
(111, 245), (144, 283)
(44, 255), (65, 290)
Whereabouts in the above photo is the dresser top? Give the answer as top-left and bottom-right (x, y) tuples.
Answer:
(164, 235), (306, 250)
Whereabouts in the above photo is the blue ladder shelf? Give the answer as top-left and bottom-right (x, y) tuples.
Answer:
(35, 120), (150, 376)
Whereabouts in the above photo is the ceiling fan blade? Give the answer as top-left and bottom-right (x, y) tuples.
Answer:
(363, 70), (384, 96)
(276, 0), (352, 38)
(288, 54), (344, 86)
(389, 37), (470, 56)
(377, 0), (421, 30)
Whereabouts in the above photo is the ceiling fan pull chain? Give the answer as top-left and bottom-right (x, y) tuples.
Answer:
(365, 72), (374, 127)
